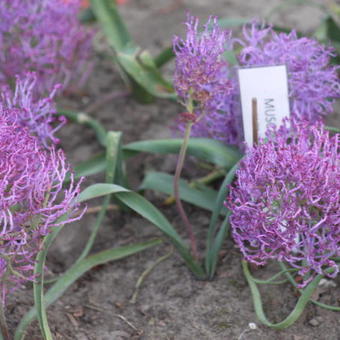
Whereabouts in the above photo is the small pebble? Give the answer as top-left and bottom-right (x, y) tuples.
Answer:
(309, 316), (323, 327)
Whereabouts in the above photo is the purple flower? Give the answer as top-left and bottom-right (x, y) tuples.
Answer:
(1, 73), (65, 147)
(228, 120), (339, 287)
(173, 14), (243, 145)
(0, 0), (94, 96)
(173, 14), (233, 108)
(238, 22), (340, 121)
(0, 112), (84, 301)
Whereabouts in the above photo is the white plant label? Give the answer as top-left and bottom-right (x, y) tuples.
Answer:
(238, 65), (290, 146)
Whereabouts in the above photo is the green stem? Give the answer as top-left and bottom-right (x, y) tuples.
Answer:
(0, 302), (9, 340)
(173, 122), (198, 259)
(242, 260), (323, 329)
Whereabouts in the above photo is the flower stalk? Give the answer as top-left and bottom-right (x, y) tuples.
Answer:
(173, 120), (199, 259)
(0, 301), (9, 340)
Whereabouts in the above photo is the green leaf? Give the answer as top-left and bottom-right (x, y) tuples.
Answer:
(242, 261), (323, 329)
(90, 0), (132, 50)
(154, 46), (175, 68)
(77, 183), (205, 278)
(79, 7), (96, 23)
(207, 213), (231, 278)
(77, 132), (122, 263)
(140, 171), (227, 214)
(116, 47), (175, 99)
(123, 138), (242, 168)
(205, 162), (239, 278)
(77, 183), (129, 203)
(72, 153), (106, 180)
(90, 0), (175, 101)
(15, 240), (161, 340)
(33, 232), (59, 340)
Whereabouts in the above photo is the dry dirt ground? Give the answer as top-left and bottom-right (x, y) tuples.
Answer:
(8, 0), (340, 339)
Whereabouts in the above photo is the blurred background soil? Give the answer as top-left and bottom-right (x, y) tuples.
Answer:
(8, 1), (340, 339)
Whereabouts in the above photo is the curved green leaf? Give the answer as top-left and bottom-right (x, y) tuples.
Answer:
(116, 47), (175, 99)
(90, 0), (132, 50)
(72, 153), (106, 180)
(123, 138), (242, 168)
(140, 171), (227, 214)
(34, 233), (58, 340)
(242, 261), (323, 329)
(15, 240), (161, 340)
(77, 183), (205, 278)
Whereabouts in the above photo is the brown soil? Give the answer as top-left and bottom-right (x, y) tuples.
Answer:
(8, 1), (340, 339)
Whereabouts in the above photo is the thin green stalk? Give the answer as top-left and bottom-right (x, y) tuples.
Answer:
(242, 260), (323, 329)
(325, 125), (340, 133)
(76, 131), (120, 262)
(34, 233), (56, 340)
(173, 122), (198, 259)
(250, 267), (298, 285)
(0, 302), (9, 340)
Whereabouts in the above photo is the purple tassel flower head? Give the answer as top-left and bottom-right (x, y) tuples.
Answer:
(0, 112), (84, 301)
(1, 73), (65, 147)
(228, 120), (339, 287)
(0, 0), (94, 96)
(238, 22), (340, 121)
(173, 14), (243, 145)
(173, 14), (233, 109)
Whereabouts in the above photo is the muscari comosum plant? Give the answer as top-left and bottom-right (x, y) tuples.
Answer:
(20, 2), (337, 332)
(0, 2), (162, 339)
(228, 119), (339, 328)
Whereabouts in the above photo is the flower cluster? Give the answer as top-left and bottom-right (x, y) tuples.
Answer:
(0, 0), (94, 96)
(0, 111), (84, 301)
(238, 22), (340, 121)
(0, 73), (65, 147)
(173, 15), (243, 145)
(173, 14), (233, 109)
(173, 17), (339, 147)
(228, 120), (339, 286)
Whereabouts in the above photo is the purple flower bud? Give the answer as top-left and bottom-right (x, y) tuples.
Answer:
(1, 73), (64, 147)
(238, 22), (340, 121)
(228, 120), (339, 286)
(0, 0), (94, 96)
(0, 112), (84, 301)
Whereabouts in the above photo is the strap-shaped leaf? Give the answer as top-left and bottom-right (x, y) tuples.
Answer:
(124, 138), (242, 168)
(78, 183), (205, 278)
(140, 171), (227, 214)
(15, 240), (161, 340)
